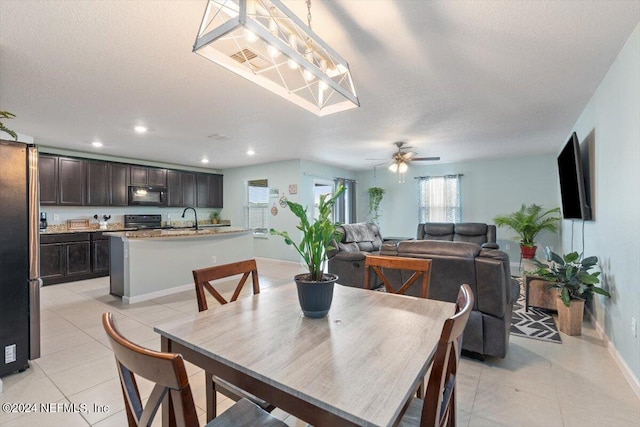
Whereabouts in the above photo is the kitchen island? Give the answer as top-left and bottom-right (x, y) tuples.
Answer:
(107, 227), (253, 303)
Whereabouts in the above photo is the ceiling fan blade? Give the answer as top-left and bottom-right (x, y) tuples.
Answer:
(365, 158), (388, 161)
(401, 151), (416, 160)
(411, 156), (441, 161)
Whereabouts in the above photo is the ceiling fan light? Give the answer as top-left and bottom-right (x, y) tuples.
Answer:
(388, 163), (398, 173)
(398, 162), (408, 173)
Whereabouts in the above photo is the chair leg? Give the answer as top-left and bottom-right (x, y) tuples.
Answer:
(205, 371), (217, 421)
(416, 381), (424, 399)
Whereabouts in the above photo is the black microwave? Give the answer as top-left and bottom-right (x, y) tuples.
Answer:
(128, 186), (167, 206)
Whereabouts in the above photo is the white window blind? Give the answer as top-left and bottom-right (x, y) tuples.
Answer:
(418, 175), (462, 223)
(246, 179), (269, 234)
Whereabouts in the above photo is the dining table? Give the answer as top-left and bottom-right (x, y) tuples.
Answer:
(154, 283), (456, 427)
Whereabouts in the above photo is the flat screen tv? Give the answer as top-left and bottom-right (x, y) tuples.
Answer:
(557, 132), (591, 220)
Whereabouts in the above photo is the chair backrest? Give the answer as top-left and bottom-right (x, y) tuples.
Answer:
(192, 259), (260, 312)
(363, 255), (432, 298)
(421, 284), (474, 427)
(102, 312), (199, 427)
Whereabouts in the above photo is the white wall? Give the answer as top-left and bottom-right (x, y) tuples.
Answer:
(567, 23), (640, 385)
(355, 154), (560, 262)
(222, 159), (355, 263)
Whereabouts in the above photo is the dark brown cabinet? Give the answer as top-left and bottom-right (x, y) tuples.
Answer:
(41, 232), (110, 285)
(85, 160), (109, 206)
(196, 173), (223, 208)
(58, 157), (85, 205)
(109, 163), (129, 206)
(39, 155), (58, 205)
(131, 165), (166, 187)
(168, 171), (201, 207)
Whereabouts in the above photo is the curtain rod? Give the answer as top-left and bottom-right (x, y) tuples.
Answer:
(414, 174), (463, 179)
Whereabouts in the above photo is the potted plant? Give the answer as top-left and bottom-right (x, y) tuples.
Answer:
(531, 251), (610, 335)
(210, 210), (221, 224)
(270, 185), (345, 318)
(493, 204), (560, 259)
(367, 187), (385, 224)
(0, 111), (18, 140)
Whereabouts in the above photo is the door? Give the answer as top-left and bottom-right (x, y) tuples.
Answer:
(85, 160), (109, 206)
(92, 239), (110, 274)
(59, 157), (85, 205)
(130, 165), (148, 186)
(196, 174), (209, 207)
(167, 170), (183, 207)
(39, 154), (58, 205)
(40, 243), (65, 282)
(65, 241), (91, 277)
(209, 174), (223, 208)
(109, 163), (129, 206)
(148, 168), (167, 186)
(182, 172), (196, 206)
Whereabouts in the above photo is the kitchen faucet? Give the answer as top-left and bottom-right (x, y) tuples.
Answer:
(181, 207), (199, 230)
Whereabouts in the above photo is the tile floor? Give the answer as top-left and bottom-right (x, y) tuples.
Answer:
(1, 258), (638, 426)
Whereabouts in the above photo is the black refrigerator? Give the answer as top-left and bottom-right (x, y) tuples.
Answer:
(0, 139), (40, 377)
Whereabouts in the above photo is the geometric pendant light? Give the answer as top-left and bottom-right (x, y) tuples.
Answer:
(193, 0), (359, 116)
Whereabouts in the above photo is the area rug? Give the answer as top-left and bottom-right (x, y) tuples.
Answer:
(510, 278), (562, 343)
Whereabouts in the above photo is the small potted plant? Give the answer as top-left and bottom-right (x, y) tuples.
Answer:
(531, 251), (610, 335)
(367, 187), (385, 224)
(210, 210), (221, 224)
(493, 204), (560, 259)
(271, 185), (345, 318)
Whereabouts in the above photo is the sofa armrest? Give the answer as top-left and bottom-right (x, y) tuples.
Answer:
(481, 242), (500, 250)
(333, 251), (368, 262)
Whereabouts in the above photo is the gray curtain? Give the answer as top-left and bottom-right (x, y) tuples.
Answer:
(334, 178), (356, 224)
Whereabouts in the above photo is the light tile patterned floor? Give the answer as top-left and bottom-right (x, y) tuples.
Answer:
(0, 257), (638, 426)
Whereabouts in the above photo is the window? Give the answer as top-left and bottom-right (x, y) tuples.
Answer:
(246, 179), (269, 234)
(334, 178), (356, 224)
(418, 175), (462, 222)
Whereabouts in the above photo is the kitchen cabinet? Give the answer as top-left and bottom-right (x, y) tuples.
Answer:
(131, 165), (166, 187)
(39, 154), (58, 205)
(109, 163), (129, 206)
(58, 157), (85, 205)
(85, 160), (109, 206)
(40, 232), (109, 285)
(168, 171), (201, 207)
(196, 173), (224, 208)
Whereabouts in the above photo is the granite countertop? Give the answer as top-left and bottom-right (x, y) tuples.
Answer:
(106, 226), (250, 239)
(40, 220), (231, 235)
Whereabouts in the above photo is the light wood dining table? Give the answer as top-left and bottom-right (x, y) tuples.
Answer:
(154, 283), (456, 427)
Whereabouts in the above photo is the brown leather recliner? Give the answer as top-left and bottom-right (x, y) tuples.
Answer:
(381, 240), (518, 359)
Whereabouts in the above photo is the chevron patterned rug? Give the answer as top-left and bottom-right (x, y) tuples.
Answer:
(510, 278), (562, 344)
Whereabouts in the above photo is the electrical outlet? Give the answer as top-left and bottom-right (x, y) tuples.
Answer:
(632, 317), (637, 338)
(53, 214), (60, 221)
(5, 344), (16, 364)
(211, 256), (217, 264)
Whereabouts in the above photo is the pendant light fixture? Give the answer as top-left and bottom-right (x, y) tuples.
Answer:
(193, 0), (359, 116)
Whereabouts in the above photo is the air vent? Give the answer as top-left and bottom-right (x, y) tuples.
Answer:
(229, 48), (270, 70)
(207, 133), (231, 141)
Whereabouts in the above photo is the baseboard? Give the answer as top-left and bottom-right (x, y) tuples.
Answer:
(123, 283), (193, 304)
(585, 308), (640, 400)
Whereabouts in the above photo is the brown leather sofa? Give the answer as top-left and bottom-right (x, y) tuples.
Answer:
(416, 222), (499, 249)
(380, 239), (518, 359)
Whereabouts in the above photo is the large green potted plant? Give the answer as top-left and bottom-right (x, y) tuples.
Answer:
(271, 185), (345, 318)
(531, 251), (610, 335)
(493, 204), (560, 259)
(367, 187), (385, 224)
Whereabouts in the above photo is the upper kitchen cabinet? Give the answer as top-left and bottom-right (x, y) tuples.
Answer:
(58, 157), (85, 205)
(196, 173), (223, 208)
(39, 154), (58, 205)
(109, 163), (129, 206)
(167, 170), (197, 207)
(85, 160), (109, 206)
(130, 165), (167, 187)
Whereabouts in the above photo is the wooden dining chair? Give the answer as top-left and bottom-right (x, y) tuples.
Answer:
(192, 258), (260, 311)
(398, 284), (474, 427)
(364, 255), (432, 298)
(192, 259), (275, 419)
(101, 312), (286, 427)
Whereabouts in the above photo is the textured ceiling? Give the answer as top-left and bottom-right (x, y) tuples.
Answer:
(1, 1), (638, 171)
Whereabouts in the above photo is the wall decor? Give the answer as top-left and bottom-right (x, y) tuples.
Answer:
(279, 194), (288, 208)
(288, 184), (297, 195)
(271, 204), (278, 216)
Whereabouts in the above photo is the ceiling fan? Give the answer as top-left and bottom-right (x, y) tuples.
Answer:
(369, 142), (440, 174)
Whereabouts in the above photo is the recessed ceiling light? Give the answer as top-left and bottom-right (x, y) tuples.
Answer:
(247, 149), (255, 155)
(201, 158), (209, 164)
(134, 125), (148, 133)
(91, 141), (103, 148)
